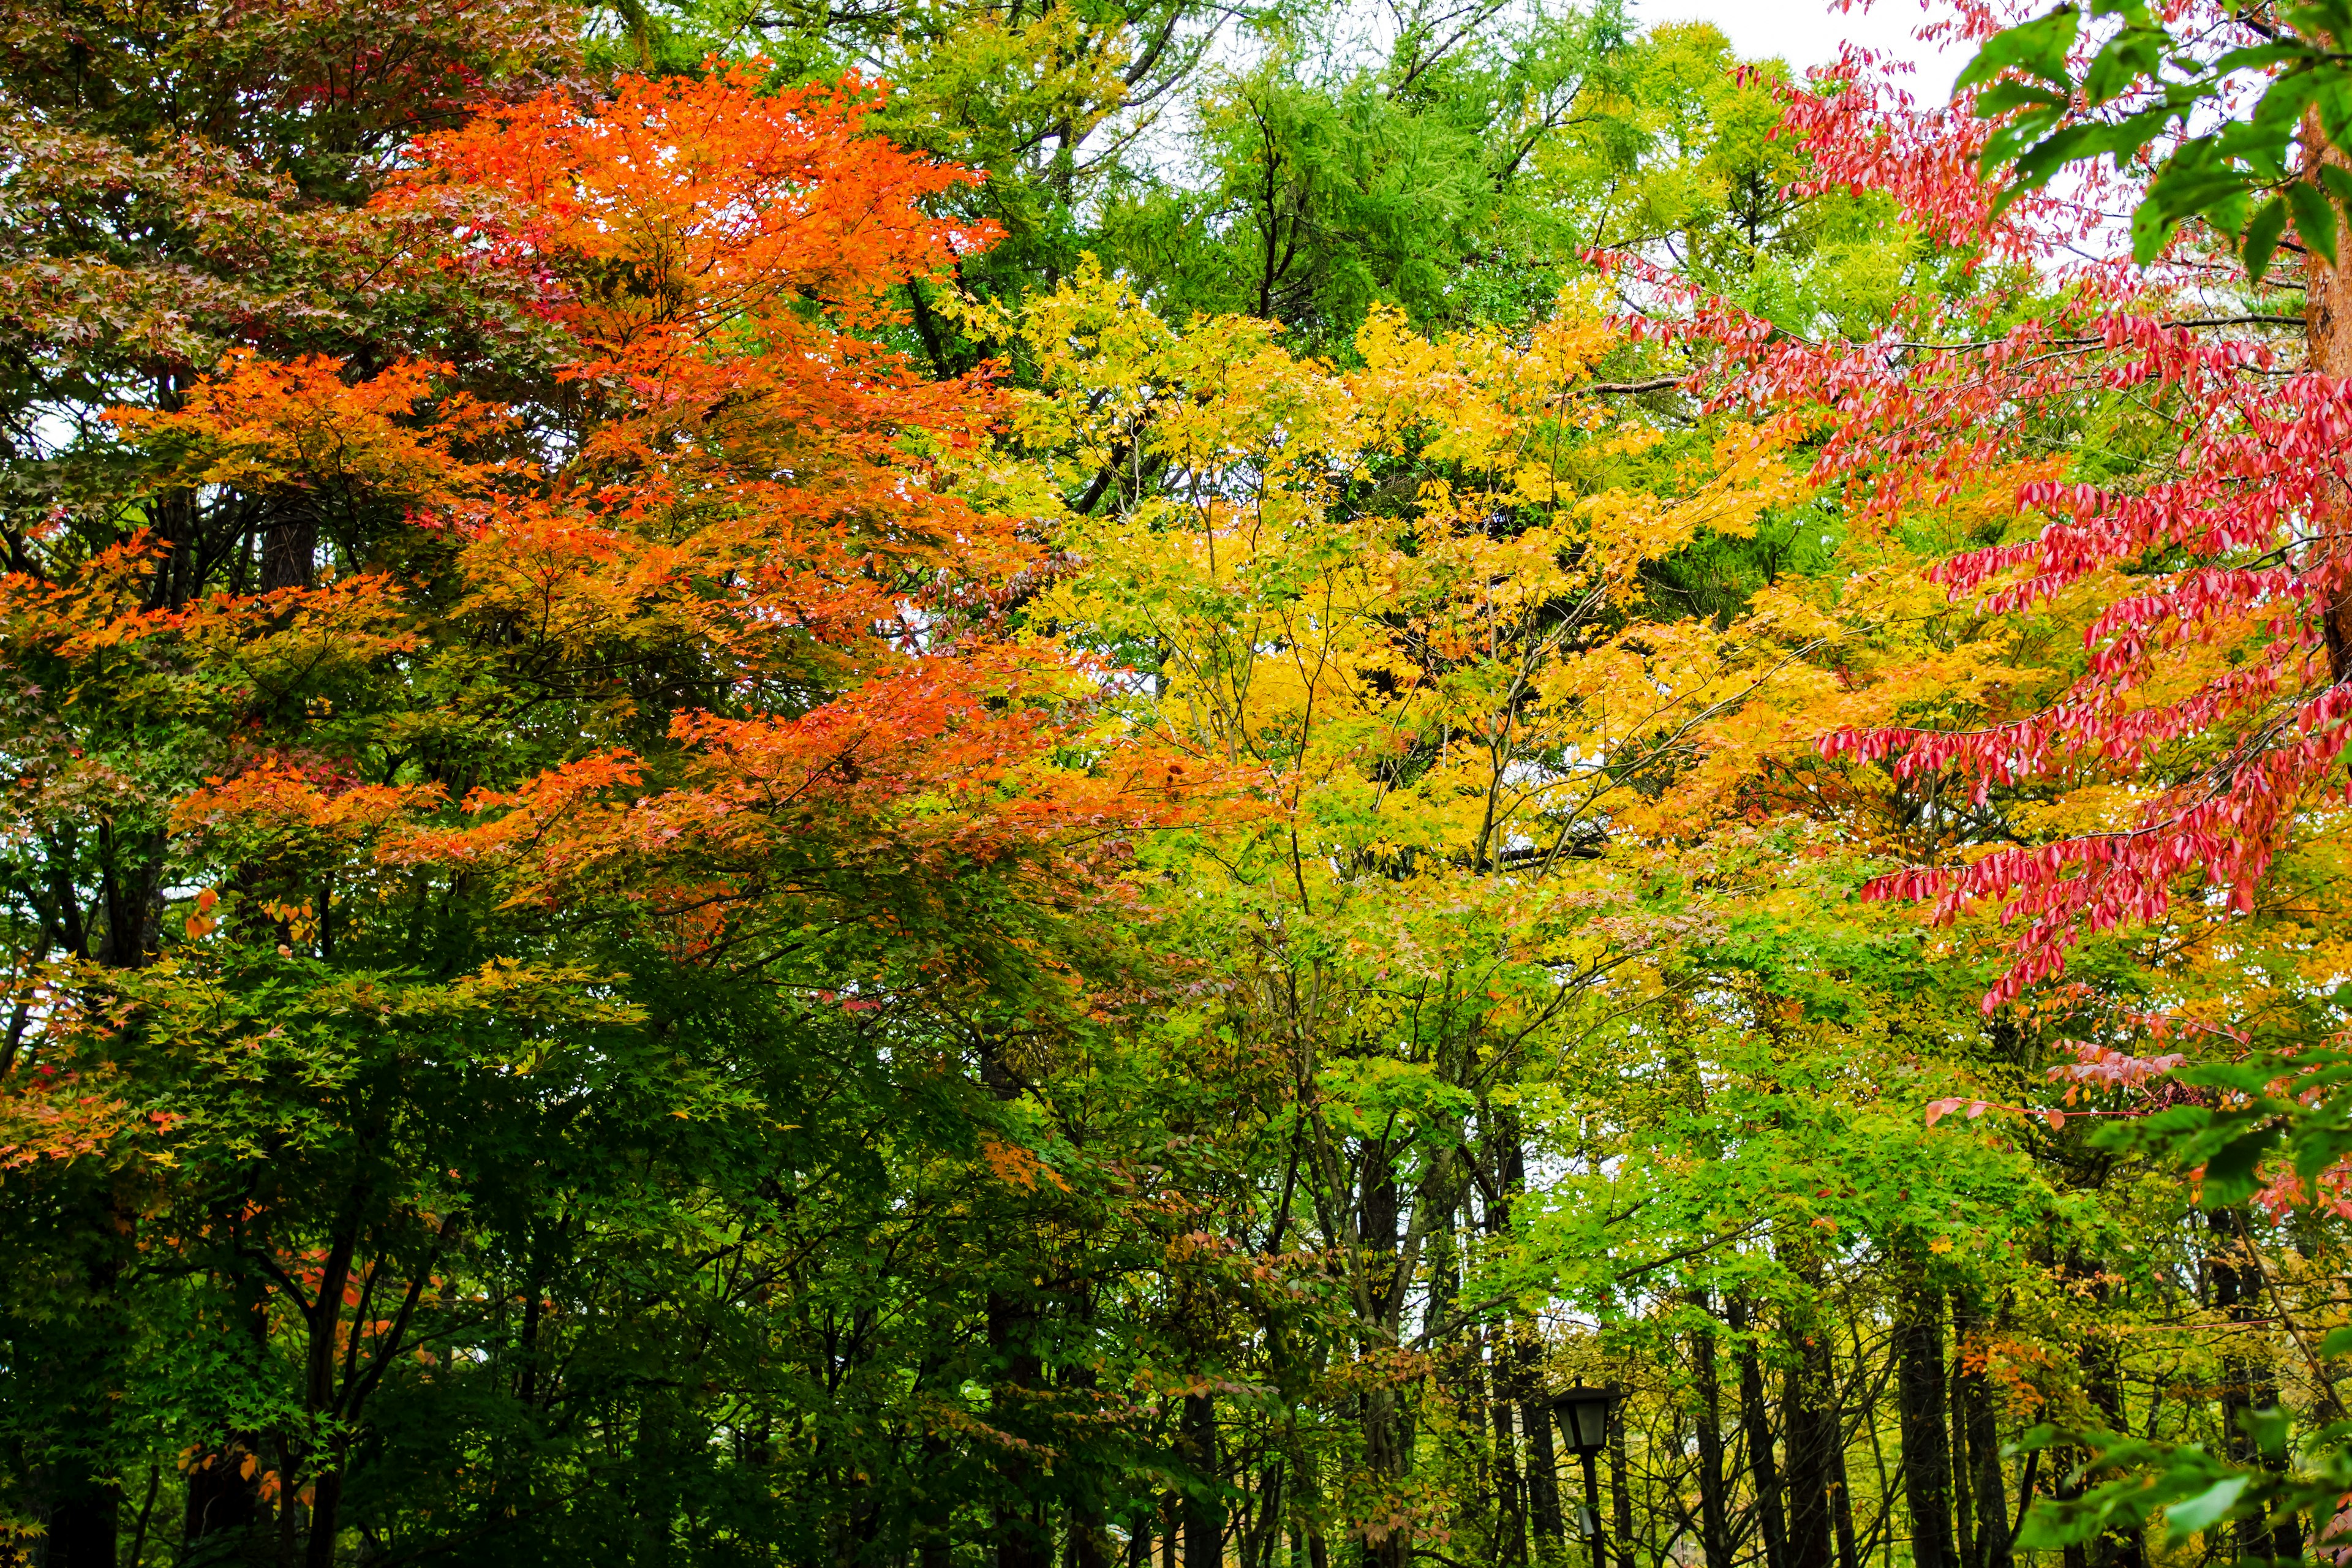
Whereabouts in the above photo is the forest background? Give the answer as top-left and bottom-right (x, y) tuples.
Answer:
(4, 0), (2351, 1564)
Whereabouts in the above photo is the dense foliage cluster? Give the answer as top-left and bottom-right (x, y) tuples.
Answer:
(6, 0), (2352, 1566)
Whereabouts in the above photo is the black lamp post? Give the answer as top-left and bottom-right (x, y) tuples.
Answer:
(1555, 1384), (1616, 1568)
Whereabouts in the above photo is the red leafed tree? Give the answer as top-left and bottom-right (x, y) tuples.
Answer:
(1642, 12), (2352, 1009)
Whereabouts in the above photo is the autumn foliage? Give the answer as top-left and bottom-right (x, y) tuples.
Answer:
(12, 2), (2352, 1566)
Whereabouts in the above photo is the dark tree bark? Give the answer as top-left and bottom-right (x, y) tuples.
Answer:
(1782, 1308), (1840, 1568)
(1732, 1297), (1789, 1568)
(257, 510), (317, 593)
(1951, 1293), (2010, 1568)
(1608, 1384), (1635, 1568)
(1359, 1139), (1409, 1568)
(986, 1288), (1047, 1568)
(1513, 1330), (1566, 1549)
(1181, 1392), (1223, 1568)
(181, 1271), (271, 1567)
(2209, 1210), (2303, 1564)
(1896, 1280), (1957, 1568)
(1690, 1292), (1733, 1568)
(1492, 1330), (1528, 1567)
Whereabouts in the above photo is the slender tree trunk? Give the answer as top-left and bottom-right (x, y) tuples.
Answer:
(1690, 1292), (1733, 1568)
(1493, 1329), (1528, 1567)
(1732, 1297), (1789, 1568)
(1072, 1501), (1114, 1568)
(990, 1286), (1049, 1568)
(1783, 1306), (1839, 1568)
(1952, 1294), (2010, 1568)
(1514, 1329), (1565, 1550)
(2209, 1210), (2303, 1564)
(1182, 1392), (1222, 1568)
(1895, 1280), (1956, 1568)
(28, 1207), (125, 1568)
(1948, 1354), (1975, 1568)
(2303, 106), (2352, 682)
(1608, 1384), (1635, 1568)
(919, 1430), (954, 1568)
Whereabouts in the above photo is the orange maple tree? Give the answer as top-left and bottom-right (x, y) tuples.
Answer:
(0, 63), (1196, 1562)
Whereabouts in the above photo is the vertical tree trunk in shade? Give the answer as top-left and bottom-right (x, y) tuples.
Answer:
(1608, 1385), (1636, 1568)
(2303, 107), (2352, 680)
(1731, 1297), (1789, 1568)
(1782, 1310), (1838, 1568)
(1689, 1293), (1733, 1568)
(2209, 1210), (2304, 1564)
(2056, 1436), (2092, 1568)
(257, 511), (317, 593)
(918, 1427), (954, 1568)
(1951, 1294), (2010, 1568)
(990, 1287), (1050, 1568)
(1492, 1330), (1528, 1568)
(29, 1229), (124, 1568)
(1514, 1329), (1566, 1549)
(1948, 1354), (1975, 1568)
(1359, 1138), (1410, 1568)
(1182, 1391), (1223, 1568)
(1895, 1281), (1957, 1568)
(1161, 1496), (1178, 1568)
(2057, 1249), (2148, 1568)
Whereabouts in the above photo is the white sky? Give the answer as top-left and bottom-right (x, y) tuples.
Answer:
(1637, 0), (1969, 102)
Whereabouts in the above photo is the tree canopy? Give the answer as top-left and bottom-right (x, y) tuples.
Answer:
(8, 1), (2352, 1567)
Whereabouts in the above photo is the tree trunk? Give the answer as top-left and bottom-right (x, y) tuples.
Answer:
(1518, 1336), (1567, 1550)
(1732, 1297), (1789, 1568)
(1951, 1293), (2009, 1568)
(258, 511), (317, 594)
(1689, 1292), (1732, 1568)
(1492, 1329), (1528, 1567)
(1608, 1389), (1635, 1568)
(2304, 106), (2352, 682)
(1358, 1135), (1409, 1568)
(1895, 1280), (1956, 1568)
(182, 1272), (272, 1566)
(1072, 1499), (1114, 1568)
(1782, 1306), (1839, 1568)
(990, 1287), (1050, 1568)
(918, 1430), (954, 1568)
(2209, 1210), (2302, 1564)
(1182, 1392), (1222, 1568)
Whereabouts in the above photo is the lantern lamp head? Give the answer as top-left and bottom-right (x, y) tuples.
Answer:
(1556, 1384), (1615, 1456)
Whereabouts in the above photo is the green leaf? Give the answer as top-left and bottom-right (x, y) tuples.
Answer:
(2318, 1327), (2352, 1358)
(2316, 76), (2352, 150)
(1978, 81), (2071, 116)
(2244, 196), (2290, 282)
(2289, 178), (2342, 268)
(2164, 1475), (2250, 1534)
(2082, 31), (2165, 104)
(2132, 198), (2184, 265)
(1956, 6), (2082, 92)
(2201, 1123), (2282, 1202)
